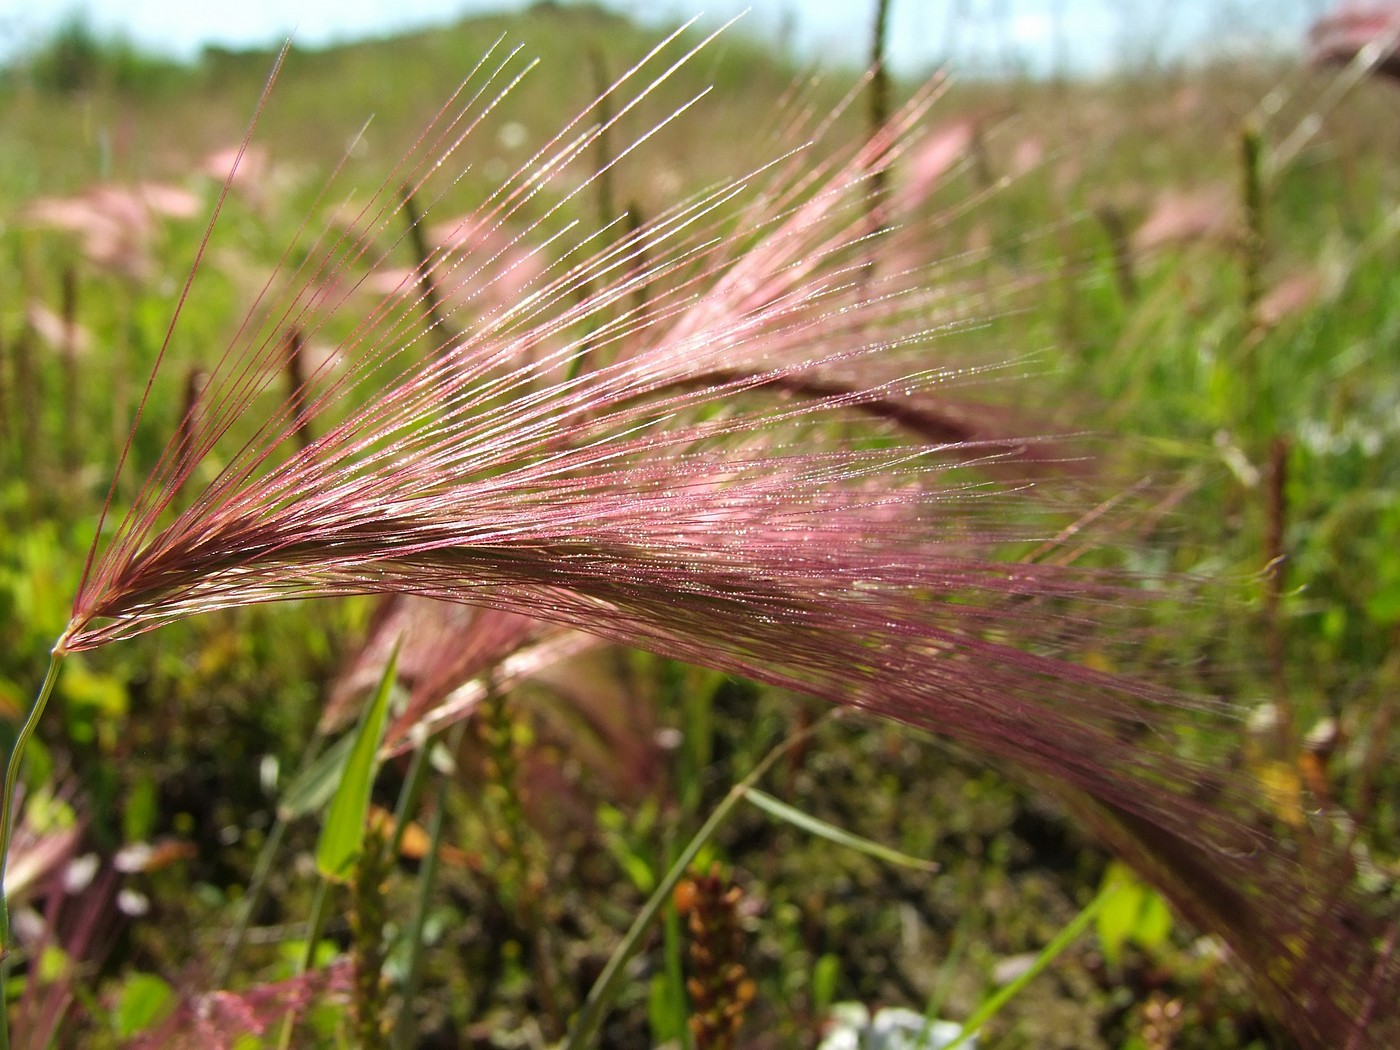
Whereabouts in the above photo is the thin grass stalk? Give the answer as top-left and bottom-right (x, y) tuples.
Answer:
(173, 367), (208, 499)
(564, 711), (839, 1050)
(624, 202), (649, 324)
(866, 0), (893, 224)
(1350, 652), (1400, 826)
(1347, 922), (1400, 1050)
(563, 47), (623, 387)
(59, 266), (79, 471)
(393, 721), (464, 1050)
(276, 877), (332, 1050)
(0, 651), (66, 956)
(0, 651), (69, 1050)
(392, 799), (444, 1050)
(111, 312), (133, 505)
(0, 329), (9, 450)
(478, 680), (566, 1037)
(743, 789), (938, 871)
(661, 830), (696, 1050)
(399, 189), (457, 365)
(922, 900), (975, 1030)
(386, 733), (434, 863)
(591, 47), (618, 230)
(14, 324), (37, 477)
(1264, 435), (1290, 730)
(0, 941), (8, 1050)
(215, 812), (290, 987)
(1093, 203), (1137, 303)
(284, 330), (315, 453)
(944, 881), (1114, 1050)
(1240, 123), (1265, 327)
(215, 734), (327, 986)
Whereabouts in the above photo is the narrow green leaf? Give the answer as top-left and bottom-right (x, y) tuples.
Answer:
(315, 646), (398, 882)
(278, 734), (355, 820)
(945, 881), (1117, 1050)
(564, 712), (842, 1050)
(744, 788), (939, 872)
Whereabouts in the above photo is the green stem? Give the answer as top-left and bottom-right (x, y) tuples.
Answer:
(215, 810), (290, 986)
(0, 648), (65, 1050)
(393, 723), (464, 1050)
(563, 710), (841, 1050)
(659, 827), (694, 1050)
(215, 736), (326, 987)
(0, 943), (7, 1050)
(1, 649), (66, 954)
(276, 878), (332, 1050)
(944, 881), (1116, 1050)
(386, 730), (434, 862)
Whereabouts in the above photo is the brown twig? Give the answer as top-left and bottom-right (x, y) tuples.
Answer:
(399, 188), (458, 364)
(174, 366), (208, 496)
(1094, 203), (1138, 303)
(1240, 124), (1265, 326)
(1264, 435), (1291, 747)
(284, 330), (314, 452)
(591, 47), (618, 229)
(865, 0), (894, 239)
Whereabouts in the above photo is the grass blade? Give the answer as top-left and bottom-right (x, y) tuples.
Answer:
(944, 880), (1118, 1049)
(563, 710), (841, 1050)
(316, 644), (399, 882)
(744, 787), (939, 873)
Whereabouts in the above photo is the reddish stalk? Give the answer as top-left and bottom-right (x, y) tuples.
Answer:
(283, 330), (315, 453)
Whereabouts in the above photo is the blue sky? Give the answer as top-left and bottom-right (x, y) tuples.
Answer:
(0, 0), (1325, 76)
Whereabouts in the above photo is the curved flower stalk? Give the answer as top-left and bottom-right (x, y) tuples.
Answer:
(6, 24), (1396, 1050)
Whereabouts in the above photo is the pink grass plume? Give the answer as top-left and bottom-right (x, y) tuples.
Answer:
(1309, 4), (1400, 79)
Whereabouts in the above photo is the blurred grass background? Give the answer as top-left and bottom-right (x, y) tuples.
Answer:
(1, 3), (1399, 1046)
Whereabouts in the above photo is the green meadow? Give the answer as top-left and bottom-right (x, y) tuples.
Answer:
(1, 6), (1398, 1047)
